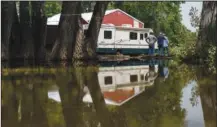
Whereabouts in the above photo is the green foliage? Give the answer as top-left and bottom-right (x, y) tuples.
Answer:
(81, 1), (95, 12)
(44, 1), (96, 17)
(44, 1), (61, 17)
(170, 31), (197, 59)
(207, 44), (216, 73)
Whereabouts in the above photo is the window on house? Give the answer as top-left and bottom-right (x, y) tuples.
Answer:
(104, 30), (112, 39)
(144, 33), (148, 38)
(140, 34), (143, 40)
(141, 75), (144, 81)
(104, 76), (112, 85)
(130, 75), (138, 82)
(130, 32), (137, 40)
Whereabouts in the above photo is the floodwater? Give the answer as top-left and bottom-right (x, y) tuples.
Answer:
(1, 59), (216, 127)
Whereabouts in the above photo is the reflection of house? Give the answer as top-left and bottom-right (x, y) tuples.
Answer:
(83, 64), (158, 106)
(98, 65), (158, 90)
(48, 63), (158, 106)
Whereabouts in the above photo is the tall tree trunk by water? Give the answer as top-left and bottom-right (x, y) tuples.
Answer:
(196, 2), (217, 57)
(85, 2), (109, 59)
(50, 2), (82, 61)
(72, 16), (87, 60)
(20, 1), (34, 60)
(1, 1), (16, 61)
(9, 2), (22, 60)
(31, 1), (47, 62)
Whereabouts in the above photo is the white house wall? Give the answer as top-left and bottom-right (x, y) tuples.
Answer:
(97, 27), (159, 49)
(97, 27), (116, 49)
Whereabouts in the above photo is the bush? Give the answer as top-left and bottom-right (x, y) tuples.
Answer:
(170, 39), (197, 59)
(207, 44), (216, 73)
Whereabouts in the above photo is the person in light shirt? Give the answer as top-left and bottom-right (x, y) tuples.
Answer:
(162, 33), (169, 56)
(146, 32), (157, 56)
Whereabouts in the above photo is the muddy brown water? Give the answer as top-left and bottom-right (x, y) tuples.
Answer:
(1, 59), (216, 127)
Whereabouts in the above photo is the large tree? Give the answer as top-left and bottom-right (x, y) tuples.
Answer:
(2, 1), (16, 61)
(19, 1), (35, 60)
(196, 2), (217, 58)
(9, 2), (21, 61)
(84, 2), (109, 59)
(50, 1), (82, 61)
(31, 1), (47, 61)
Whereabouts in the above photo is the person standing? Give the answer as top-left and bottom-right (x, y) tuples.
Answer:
(146, 32), (157, 56)
(157, 32), (164, 56)
(163, 34), (169, 56)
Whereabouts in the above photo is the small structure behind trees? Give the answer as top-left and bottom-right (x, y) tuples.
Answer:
(1, 1), (109, 62)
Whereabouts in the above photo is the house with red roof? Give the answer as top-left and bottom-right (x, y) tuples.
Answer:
(46, 9), (145, 49)
(47, 8), (144, 28)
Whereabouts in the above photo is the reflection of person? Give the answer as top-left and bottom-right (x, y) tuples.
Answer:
(158, 60), (169, 80)
(145, 59), (158, 81)
(146, 32), (157, 56)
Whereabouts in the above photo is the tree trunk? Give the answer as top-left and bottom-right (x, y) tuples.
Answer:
(9, 2), (22, 60)
(20, 1), (34, 60)
(31, 1), (47, 62)
(1, 1), (16, 61)
(85, 2), (109, 59)
(50, 2), (82, 61)
(72, 16), (87, 60)
(196, 2), (217, 57)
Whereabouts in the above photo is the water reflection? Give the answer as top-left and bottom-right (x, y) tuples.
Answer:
(1, 60), (216, 127)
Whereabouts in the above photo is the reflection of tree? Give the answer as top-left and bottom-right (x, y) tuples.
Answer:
(31, 80), (49, 127)
(2, 77), (19, 127)
(2, 69), (50, 127)
(189, 82), (200, 107)
(196, 69), (216, 127)
(56, 66), (85, 127)
(85, 66), (115, 127)
(200, 85), (216, 127)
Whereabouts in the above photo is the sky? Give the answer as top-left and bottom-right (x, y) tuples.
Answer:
(180, 2), (202, 32)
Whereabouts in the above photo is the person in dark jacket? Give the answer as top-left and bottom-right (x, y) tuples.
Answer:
(157, 32), (165, 56)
